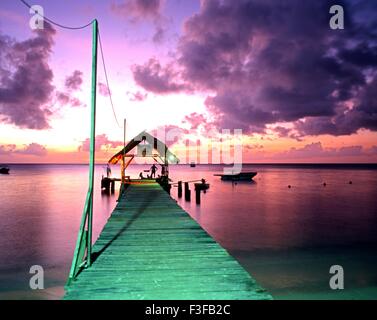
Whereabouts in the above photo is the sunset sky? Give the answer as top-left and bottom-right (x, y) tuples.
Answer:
(1, 0), (377, 163)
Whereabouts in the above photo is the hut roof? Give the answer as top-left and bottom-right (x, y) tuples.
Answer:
(108, 130), (179, 165)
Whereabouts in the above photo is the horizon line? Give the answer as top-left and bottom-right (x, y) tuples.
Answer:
(2, 162), (377, 166)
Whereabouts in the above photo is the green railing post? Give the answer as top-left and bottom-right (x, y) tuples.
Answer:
(66, 19), (98, 285)
(87, 19), (98, 267)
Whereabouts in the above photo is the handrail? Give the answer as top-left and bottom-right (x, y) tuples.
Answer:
(66, 187), (93, 285)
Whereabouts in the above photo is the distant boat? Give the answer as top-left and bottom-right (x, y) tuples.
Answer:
(0, 167), (10, 174)
(214, 171), (257, 181)
(190, 162), (196, 167)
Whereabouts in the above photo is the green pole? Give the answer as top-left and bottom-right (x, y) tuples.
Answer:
(87, 19), (98, 267)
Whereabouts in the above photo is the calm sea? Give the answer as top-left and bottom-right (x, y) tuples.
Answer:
(0, 164), (376, 299)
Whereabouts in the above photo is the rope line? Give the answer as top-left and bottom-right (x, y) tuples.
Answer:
(19, 0), (94, 30)
(98, 29), (122, 128)
(20, 0), (122, 128)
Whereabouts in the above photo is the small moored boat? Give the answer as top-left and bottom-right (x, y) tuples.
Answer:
(214, 171), (257, 181)
(0, 167), (10, 174)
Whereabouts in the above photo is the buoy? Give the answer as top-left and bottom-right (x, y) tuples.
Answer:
(349, 181), (353, 184)
(288, 185), (291, 188)
(323, 182), (327, 186)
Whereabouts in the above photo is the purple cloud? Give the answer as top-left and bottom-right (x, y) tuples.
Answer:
(132, 58), (187, 94)
(133, 0), (377, 137)
(127, 90), (148, 102)
(151, 124), (189, 147)
(56, 91), (84, 108)
(183, 112), (207, 130)
(0, 23), (56, 129)
(112, 0), (163, 21)
(277, 142), (372, 159)
(99, 82), (110, 97)
(0, 144), (16, 155)
(65, 70), (83, 91)
(0, 143), (47, 156)
(55, 70), (85, 108)
(78, 134), (123, 152)
(16, 143), (48, 156)
(112, 0), (167, 43)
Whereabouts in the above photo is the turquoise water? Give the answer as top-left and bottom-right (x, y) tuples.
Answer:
(0, 164), (376, 299)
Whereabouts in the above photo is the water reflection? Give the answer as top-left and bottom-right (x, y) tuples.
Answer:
(0, 164), (376, 299)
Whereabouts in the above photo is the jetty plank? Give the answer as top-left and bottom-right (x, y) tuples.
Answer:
(64, 183), (271, 300)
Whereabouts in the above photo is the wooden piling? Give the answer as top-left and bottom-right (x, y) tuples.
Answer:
(195, 186), (201, 204)
(178, 181), (182, 198)
(184, 182), (191, 201)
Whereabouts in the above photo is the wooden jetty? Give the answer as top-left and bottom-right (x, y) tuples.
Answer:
(64, 182), (271, 300)
(65, 131), (271, 299)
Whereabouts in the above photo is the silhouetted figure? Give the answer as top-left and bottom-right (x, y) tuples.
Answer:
(106, 164), (112, 178)
(150, 164), (158, 178)
(139, 172), (144, 179)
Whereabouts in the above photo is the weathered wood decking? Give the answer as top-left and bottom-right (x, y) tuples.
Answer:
(64, 183), (271, 300)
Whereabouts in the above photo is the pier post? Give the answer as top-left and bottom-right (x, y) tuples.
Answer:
(185, 182), (191, 201)
(178, 181), (182, 198)
(195, 186), (201, 204)
(110, 180), (115, 194)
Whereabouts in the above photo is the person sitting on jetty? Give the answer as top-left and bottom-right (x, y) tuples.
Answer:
(150, 164), (158, 178)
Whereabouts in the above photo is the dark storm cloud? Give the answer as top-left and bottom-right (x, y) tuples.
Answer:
(297, 74), (377, 135)
(132, 0), (377, 136)
(0, 23), (56, 130)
